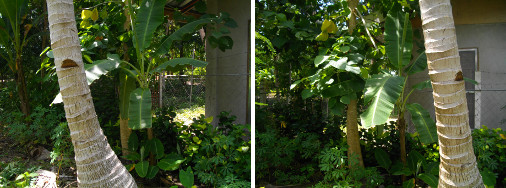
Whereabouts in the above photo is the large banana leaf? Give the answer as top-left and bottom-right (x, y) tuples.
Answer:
(384, 11), (412, 69)
(150, 58), (208, 74)
(128, 88), (152, 130)
(134, 0), (165, 52)
(406, 103), (437, 144)
(0, 0), (28, 33)
(119, 71), (137, 119)
(154, 18), (215, 57)
(405, 51), (427, 75)
(51, 54), (121, 105)
(360, 74), (403, 128)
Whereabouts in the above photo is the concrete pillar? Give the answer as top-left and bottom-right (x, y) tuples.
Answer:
(205, 0), (250, 125)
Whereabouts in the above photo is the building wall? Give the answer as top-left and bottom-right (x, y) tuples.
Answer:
(205, 0), (251, 125)
(407, 12), (506, 129)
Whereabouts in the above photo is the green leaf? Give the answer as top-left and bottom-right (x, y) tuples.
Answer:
(151, 58), (207, 73)
(158, 153), (185, 171)
(327, 57), (360, 74)
(146, 165), (159, 179)
(147, 138), (164, 159)
(0, 0), (28, 35)
(122, 152), (141, 161)
(119, 72), (137, 119)
(128, 132), (139, 152)
(406, 103), (438, 144)
(464, 77), (479, 85)
(417, 173), (438, 187)
(128, 88), (152, 129)
(423, 161), (439, 175)
(374, 148), (391, 170)
(360, 74), (403, 128)
(84, 54), (121, 85)
(407, 150), (424, 173)
(314, 55), (330, 67)
(180, 167), (194, 188)
(412, 79), (432, 90)
(405, 51), (427, 75)
(134, 0), (165, 52)
(402, 178), (415, 188)
(135, 161), (149, 178)
(301, 89), (313, 100)
(155, 18), (215, 56)
(481, 170), (496, 186)
(385, 11), (413, 69)
(290, 80), (302, 90)
(321, 80), (364, 98)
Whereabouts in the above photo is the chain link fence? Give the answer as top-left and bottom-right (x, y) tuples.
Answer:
(152, 74), (206, 124)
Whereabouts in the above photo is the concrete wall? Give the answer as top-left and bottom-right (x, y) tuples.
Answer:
(408, 22), (506, 129)
(205, 0), (250, 125)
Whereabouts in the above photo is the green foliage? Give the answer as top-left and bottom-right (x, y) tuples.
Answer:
(360, 74), (403, 128)
(128, 88), (152, 129)
(384, 11), (412, 70)
(180, 167), (194, 188)
(2, 106), (65, 145)
(405, 103), (437, 144)
(472, 126), (506, 187)
(50, 122), (74, 166)
(0, 161), (40, 187)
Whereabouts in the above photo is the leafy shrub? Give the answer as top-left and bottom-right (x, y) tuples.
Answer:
(50, 122), (74, 166)
(2, 106), (65, 146)
(0, 161), (40, 187)
(472, 125), (506, 187)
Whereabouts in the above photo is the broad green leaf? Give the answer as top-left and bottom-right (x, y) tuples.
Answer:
(290, 80), (302, 90)
(147, 138), (164, 159)
(122, 152), (141, 161)
(407, 150), (424, 173)
(146, 165), (159, 179)
(119, 72), (137, 119)
(385, 11), (413, 69)
(481, 169), (496, 186)
(314, 55), (330, 67)
(134, 0), (165, 52)
(301, 89), (313, 100)
(128, 88), (152, 129)
(423, 161), (439, 175)
(180, 167), (194, 188)
(327, 57), (361, 74)
(340, 95), (351, 104)
(360, 74), (403, 128)
(406, 103), (438, 144)
(321, 80), (364, 98)
(0, 19), (9, 45)
(315, 32), (328, 41)
(464, 77), (479, 85)
(155, 18), (215, 56)
(84, 54), (121, 85)
(135, 161), (149, 178)
(402, 178), (415, 188)
(128, 132), (139, 152)
(0, 0), (28, 33)
(417, 173), (438, 187)
(412, 79), (432, 90)
(151, 58), (207, 74)
(374, 148), (391, 170)
(329, 100), (345, 116)
(405, 51), (427, 75)
(51, 54), (121, 105)
(158, 154), (185, 171)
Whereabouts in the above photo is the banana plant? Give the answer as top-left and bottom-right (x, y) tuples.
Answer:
(359, 10), (438, 145)
(50, 0), (236, 130)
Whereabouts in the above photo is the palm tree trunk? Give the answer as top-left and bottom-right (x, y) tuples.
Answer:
(418, 0), (483, 187)
(15, 55), (30, 117)
(46, 0), (137, 187)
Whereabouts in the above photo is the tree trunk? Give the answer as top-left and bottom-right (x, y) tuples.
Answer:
(120, 0), (133, 156)
(46, 0), (137, 187)
(15, 55), (30, 117)
(418, 0), (484, 187)
(345, 0), (364, 169)
(346, 99), (364, 168)
(397, 114), (407, 182)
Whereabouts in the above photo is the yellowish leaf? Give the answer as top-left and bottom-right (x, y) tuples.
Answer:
(129, 164), (135, 171)
(321, 19), (332, 32)
(326, 21), (338, 34)
(281, 121), (286, 128)
(92, 8), (99, 21)
(316, 32), (328, 41)
(500, 134), (506, 140)
(80, 20), (90, 29)
(81, 9), (92, 20)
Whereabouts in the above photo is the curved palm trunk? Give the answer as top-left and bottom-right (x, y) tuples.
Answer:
(46, 0), (137, 187)
(419, 0), (483, 187)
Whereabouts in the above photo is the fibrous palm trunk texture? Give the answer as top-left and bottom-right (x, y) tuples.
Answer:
(46, 0), (137, 187)
(418, 0), (484, 187)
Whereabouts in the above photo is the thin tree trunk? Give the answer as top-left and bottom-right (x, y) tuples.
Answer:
(46, 0), (137, 187)
(345, 0), (364, 169)
(397, 113), (407, 182)
(418, 0), (483, 187)
(346, 99), (364, 168)
(120, 0), (133, 156)
(15, 55), (30, 117)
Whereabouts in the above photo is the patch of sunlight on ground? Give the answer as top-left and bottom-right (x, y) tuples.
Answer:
(174, 105), (205, 125)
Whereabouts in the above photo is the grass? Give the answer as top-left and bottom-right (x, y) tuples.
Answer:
(174, 105), (205, 125)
